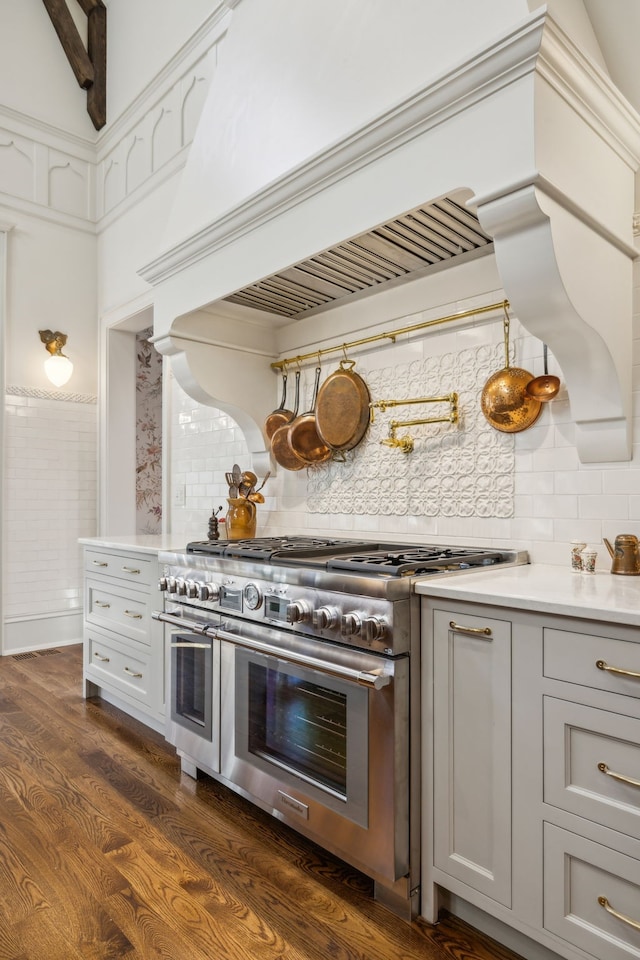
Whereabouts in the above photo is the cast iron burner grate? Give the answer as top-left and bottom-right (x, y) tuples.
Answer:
(186, 536), (374, 562)
(326, 548), (507, 577)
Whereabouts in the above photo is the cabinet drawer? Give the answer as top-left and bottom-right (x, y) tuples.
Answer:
(84, 549), (153, 588)
(85, 631), (151, 707)
(544, 697), (640, 841)
(544, 628), (640, 701)
(85, 579), (150, 644)
(544, 822), (640, 960)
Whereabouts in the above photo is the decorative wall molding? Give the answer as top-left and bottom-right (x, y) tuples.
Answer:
(307, 344), (515, 518)
(6, 385), (97, 403)
(634, 211), (640, 236)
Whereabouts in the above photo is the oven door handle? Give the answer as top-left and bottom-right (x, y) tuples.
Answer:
(215, 627), (392, 690)
(152, 610), (213, 636)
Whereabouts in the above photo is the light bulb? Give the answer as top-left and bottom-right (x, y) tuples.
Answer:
(44, 354), (74, 387)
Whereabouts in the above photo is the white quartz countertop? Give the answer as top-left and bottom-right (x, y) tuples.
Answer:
(415, 562), (640, 627)
(79, 534), (186, 555)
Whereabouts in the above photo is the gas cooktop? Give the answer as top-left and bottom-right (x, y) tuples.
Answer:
(186, 536), (522, 578)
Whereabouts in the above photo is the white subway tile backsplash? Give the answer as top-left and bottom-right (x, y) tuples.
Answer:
(579, 495), (629, 520)
(4, 393), (97, 620)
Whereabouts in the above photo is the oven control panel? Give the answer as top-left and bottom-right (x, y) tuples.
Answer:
(158, 571), (407, 654)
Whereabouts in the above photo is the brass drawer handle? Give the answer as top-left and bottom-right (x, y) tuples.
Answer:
(597, 762), (640, 789)
(94, 601), (111, 608)
(93, 652), (110, 662)
(123, 610), (143, 619)
(598, 896), (640, 932)
(121, 566), (141, 575)
(449, 620), (492, 637)
(92, 560), (108, 567)
(124, 666), (143, 678)
(596, 659), (640, 680)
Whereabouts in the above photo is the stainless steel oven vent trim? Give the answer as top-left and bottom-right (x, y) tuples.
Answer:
(222, 197), (493, 319)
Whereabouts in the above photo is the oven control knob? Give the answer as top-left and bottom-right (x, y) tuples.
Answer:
(197, 582), (219, 602)
(184, 579), (199, 599)
(165, 577), (178, 593)
(286, 599), (311, 624)
(361, 616), (387, 643)
(158, 576), (168, 592)
(341, 613), (361, 637)
(312, 606), (339, 630)
(174, 578), (188, 596)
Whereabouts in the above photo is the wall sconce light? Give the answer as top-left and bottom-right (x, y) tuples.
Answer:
(39, 330), (74, 387)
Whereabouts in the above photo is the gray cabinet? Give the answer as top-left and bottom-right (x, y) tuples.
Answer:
(83, 545), (165, 732)
(423, 598), (640, 960)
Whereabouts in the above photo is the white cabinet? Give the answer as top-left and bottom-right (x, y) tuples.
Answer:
(423, 598), (640, 960)
(83, 545), (165, 732)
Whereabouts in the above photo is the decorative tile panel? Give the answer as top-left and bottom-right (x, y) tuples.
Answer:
(307, 343), (515, 518)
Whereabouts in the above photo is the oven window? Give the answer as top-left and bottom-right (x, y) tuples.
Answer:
(248, 663), (348, 796)
(171, 633), (213, 740)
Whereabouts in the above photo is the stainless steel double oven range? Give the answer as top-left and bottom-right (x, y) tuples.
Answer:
(154, 536), (525, 918)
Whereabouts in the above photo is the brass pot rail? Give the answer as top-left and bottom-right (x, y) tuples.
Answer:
(372, 393), (459, 453)
(270, 300), (509, 371)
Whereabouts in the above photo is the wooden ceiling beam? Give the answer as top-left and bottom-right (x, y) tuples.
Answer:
(41, 0), (106, 130)
(42, 0), (94, 88)
(86, 3), (106, 129)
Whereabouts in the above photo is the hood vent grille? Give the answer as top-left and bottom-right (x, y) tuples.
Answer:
(223, 197), (493, 319)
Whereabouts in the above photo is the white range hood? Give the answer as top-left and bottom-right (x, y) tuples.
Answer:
(140, 0), (640, 465)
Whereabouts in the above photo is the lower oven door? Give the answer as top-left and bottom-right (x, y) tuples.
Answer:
(162, 616), (221, 776)
(220, 633), (409, 884)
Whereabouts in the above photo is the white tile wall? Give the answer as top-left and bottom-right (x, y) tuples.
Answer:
(167, 261), (640, 572)
(4, 391), (97, 619)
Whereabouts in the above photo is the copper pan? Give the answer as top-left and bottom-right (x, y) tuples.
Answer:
(271, 371), (307, 471)
(265, 369), (294, 439)
(525, 343), (560, 402)
(315, 359), (371, 453)
(288, 366), (332, 465)
(480, 311), (542, 433)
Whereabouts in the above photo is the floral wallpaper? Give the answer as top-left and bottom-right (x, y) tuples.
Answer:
(136, 328), (163, 533)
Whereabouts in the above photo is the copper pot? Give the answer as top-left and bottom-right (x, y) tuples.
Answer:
(525, 344), (560, 402)
(480, 313), (542, 433)
(271, 371), (307, 471)
(315, 359), (371, 454)
(265, 370), (294, 439)
(288, 366), (331, 465)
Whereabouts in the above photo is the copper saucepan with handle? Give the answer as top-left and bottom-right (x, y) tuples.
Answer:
(271, 370), (307, 471)
(480, 309), (542, 433)
(288, 365), (332, 465)
(265, 368), (294, 440)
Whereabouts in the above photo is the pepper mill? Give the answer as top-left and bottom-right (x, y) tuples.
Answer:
(208, 505), (223, 541)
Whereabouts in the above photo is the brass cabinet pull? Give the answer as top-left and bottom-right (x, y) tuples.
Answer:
(93, 652), (110, 662)
(123, 666), (143, 678)
(449, 620), (492, 637)
(597, 762), (640, 789)
(94, 601), (111, 608)
(596, 659), (640, 680)
(121, 566), (141, 575)
(597, 896), (640, 932)
(123, 610), (143, 619)
(92, 560), (108, 567)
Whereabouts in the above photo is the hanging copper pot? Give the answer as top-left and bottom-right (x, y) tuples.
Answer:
(265, 369), (294, 439)
(480, 309), (542, 433)
(315, 358), (371, 454)
(270, 370), (307, 471)
(288, 366), (332, 465)
(525, 343), (561, 402)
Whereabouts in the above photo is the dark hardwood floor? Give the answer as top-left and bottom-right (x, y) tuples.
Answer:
(0, 644), (524, 960)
